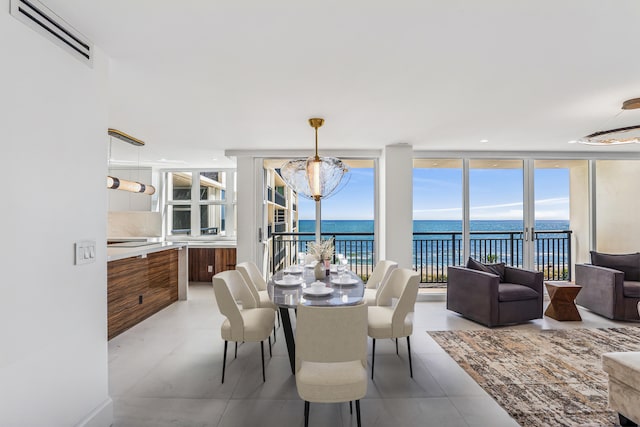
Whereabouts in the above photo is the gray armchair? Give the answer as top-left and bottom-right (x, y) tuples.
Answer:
(447, 264), (543, 327)
(575, 252), (640, 321)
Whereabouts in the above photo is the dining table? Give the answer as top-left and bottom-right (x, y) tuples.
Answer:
(268, 265), (365, 374)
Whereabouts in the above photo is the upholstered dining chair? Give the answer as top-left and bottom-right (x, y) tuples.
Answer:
(295, 303), (368, 427)
(236, 261), (280, 341)
(212, 270), (275, 383)
(367, 268), (420, 379)
(363, 260), (398, 306)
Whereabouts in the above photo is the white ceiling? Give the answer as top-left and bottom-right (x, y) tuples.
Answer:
(46, 0), (640, 167)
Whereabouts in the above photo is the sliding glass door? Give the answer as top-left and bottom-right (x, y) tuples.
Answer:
(469, 159), (525, 267)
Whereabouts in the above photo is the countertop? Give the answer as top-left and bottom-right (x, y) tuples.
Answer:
(107, 242), (187, 262)
(182, 241), (237, 249)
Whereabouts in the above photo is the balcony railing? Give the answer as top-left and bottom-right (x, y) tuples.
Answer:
(413, 230), (572, 286)
(270, 230), (572, 286)
(270, 232), (374, 280)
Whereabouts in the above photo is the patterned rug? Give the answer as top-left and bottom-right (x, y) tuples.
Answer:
(428, 327), (640, 427)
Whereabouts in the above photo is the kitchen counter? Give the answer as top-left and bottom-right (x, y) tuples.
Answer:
(177, 240), (237, 249)
(107, 241), (187, 262)
(107, 242), (189, 339)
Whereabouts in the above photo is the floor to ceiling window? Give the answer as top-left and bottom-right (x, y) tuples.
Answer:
(469, 159), (525, 267)
(163, 170), (236, 238)
(412, 156), (585, 287)
(265, 159), (375, 278)
(412, 159), (463, 287)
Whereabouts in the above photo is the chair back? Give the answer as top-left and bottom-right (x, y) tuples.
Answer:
(236, 261), (268, 292)
(213, 270), (258, 340)
(366, 260), (398, 290)
(295, 303), (367, 373)
(377, 268), (420, 336)
(213, 270), (258, 313)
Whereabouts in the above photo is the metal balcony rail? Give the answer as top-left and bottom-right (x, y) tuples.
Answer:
(270, 232), (374, 280)
(413, 230), (572, 285)
(270, 230), (572, 286)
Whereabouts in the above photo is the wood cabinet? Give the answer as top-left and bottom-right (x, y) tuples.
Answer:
(188, 247), (237, 281)
(107, 249), (179, 339)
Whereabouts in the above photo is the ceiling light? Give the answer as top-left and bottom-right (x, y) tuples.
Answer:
(280, 118), (349, 202)
(480, 139), (489, 143)
(107, 176), (155, 195)
(107, 128), (156, 195)
(280, 118), (349, 243)
(573, 98), (640, 146)
(108, 128), (145, 146)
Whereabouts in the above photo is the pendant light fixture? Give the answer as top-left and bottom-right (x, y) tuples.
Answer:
(280, 118), (349, 242)
(280, 118), (349, 201)
(571, 98), (640, 145)
(107, 128), (156, 195)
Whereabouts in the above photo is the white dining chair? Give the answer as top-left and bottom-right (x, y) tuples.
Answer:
(212, 270), (275, 383)
(236, 261), (280, 331)
(363, 260), (398, 306)
(295, 303), (368, 427)
(367, 268), (420, 379)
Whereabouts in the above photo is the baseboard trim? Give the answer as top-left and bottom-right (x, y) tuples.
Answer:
(75, 397), (114, 427)
(417, 291), (446, 302)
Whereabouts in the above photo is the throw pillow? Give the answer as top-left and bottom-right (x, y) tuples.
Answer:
(590, 251), (640, 281)
(466, 257), (506, 282)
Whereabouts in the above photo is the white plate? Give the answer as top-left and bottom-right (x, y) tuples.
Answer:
(274, 278), (304, 286)
(302, 287), (334, 296)
(283, 267), (304, 274)
(330, 277), (358, 285)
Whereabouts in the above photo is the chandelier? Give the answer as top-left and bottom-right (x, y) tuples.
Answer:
(280, 118), (349, 201)
(573, 98), (640, 146)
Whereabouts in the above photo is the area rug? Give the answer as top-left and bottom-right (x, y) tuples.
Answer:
(428, 327), (640, 427)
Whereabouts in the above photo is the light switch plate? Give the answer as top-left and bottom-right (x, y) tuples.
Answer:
(75, 240), (96, 265)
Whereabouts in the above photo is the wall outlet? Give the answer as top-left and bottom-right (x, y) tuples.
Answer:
(75, 240), (96, 265)
(207, 265), (213, 273)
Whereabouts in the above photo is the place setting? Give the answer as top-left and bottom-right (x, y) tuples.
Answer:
(274, 274), (304, 287)
(301, 281), (334, 297)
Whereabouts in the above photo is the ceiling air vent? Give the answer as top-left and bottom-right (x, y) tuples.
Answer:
(10, 0), (93, 67)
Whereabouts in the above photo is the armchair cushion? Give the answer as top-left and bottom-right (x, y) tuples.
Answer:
(624, 281), (640, 298)
(466, 257), (506, 282)
(591, 251), (640, 281)
(498, 283), (540, 302)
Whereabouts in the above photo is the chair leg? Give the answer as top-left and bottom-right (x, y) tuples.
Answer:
(261, 341), (266, 382)
(277, 310), (281, 328)
(273, 325), (277, 344)
(222, 340), (228, 384)
(268, 336), (272, 357)
(356, 400), (362, 427)
(395, 338), (399, 355)
(407, 336), (413, 378)
(235, 341), (238, 359)
(371, 338), (376, 379)
(304, 401), (310, 427)
(349, 400), (353, 414)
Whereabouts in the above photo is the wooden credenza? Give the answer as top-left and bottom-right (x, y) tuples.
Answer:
(107, 248), (179, 339)
(188, 247), (237, 282)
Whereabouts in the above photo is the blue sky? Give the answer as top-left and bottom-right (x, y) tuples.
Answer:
(298, 167), (570, 221)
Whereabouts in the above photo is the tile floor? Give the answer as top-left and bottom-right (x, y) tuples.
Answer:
(109, 283), (636, 427)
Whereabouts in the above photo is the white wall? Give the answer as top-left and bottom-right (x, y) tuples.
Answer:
(0, 5), (112, 427)
(380, 144), (413, 268)
(569, 162), (590, 272)
(596, 160), (640, 253)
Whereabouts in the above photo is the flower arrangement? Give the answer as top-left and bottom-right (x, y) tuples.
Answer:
(306, 237), (335, 261)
